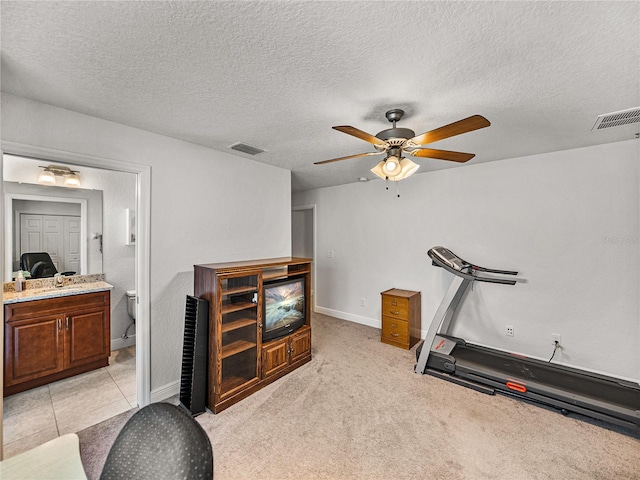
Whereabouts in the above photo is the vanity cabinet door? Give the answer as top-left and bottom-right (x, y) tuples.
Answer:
(65, 307), (110, 369)
(4, 314), (64, 386)
(4, 291), (111, 396)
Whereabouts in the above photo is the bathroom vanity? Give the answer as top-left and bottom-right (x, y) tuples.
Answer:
(3, 277), (113, 396)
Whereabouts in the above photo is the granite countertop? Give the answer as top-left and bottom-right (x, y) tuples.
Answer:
(3, 274), (113, 304)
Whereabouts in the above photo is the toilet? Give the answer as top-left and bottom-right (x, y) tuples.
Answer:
(126, 290), (136, 321)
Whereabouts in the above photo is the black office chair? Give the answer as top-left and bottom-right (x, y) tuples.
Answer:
(99, 403), (213, 480)
(20, 252), (75, 278)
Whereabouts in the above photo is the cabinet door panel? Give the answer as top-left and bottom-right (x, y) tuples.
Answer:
(66, 309), (110, 369)
(5, 315), (63, 386)
(262, 337), (289, 378)
(290, 327), (311, 364)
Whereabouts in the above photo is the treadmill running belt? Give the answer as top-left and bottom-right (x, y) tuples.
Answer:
(453, 345), (640, 410)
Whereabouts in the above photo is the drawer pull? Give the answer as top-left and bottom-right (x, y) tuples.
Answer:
(391, 333), (400, 337)
(57, 318), (62, 332)
(66, 317), (70, 330)
(391, 300), (397, 306)
(390, 310), (400, 315)
(391, 323), (397, 328)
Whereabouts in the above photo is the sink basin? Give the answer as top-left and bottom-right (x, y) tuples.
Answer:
(58, 285), (89, 291)
(35, 284), (90, 294)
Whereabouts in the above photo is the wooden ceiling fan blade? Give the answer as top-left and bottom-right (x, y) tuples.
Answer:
(333, 126), (386, 146)
(408, 148), (475, 163)
(314, 151), (383, 165)
(409, 115), (490, 146)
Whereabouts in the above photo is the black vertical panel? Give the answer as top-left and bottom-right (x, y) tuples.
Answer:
(179, 295), (209, 416)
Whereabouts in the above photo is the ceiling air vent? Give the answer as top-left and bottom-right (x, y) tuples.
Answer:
(591, 107), (640, 131)
(228, 142), (265, 155)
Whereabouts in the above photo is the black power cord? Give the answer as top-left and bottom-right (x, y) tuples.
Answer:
(548, 340), (560, 362)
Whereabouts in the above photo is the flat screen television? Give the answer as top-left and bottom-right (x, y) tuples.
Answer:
(262, 275), (305, 342)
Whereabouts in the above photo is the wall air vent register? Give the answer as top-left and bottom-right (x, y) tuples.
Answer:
(592, 107), (640, 130)
(228, 142), (266, 155)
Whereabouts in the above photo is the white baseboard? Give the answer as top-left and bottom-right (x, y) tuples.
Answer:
(111, 334), (136, 351)
(314, 306), (430, 339)
(314, 306), (380, 329)
(150, 380), (180, 403)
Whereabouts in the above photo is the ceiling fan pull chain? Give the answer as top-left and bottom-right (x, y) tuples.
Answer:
(385, 177), (389, 190)
(395, 181), (400, 198)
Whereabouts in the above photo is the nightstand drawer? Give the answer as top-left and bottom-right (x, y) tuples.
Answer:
(381, 316), (409, 343)
(382, 296), (409, 320)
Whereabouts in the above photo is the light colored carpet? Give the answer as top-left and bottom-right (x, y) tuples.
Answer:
(79, 313), (640, 480)
(77, 408), (136, 478)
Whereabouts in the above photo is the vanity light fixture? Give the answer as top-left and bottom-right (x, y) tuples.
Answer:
(38, 165), (81, 187)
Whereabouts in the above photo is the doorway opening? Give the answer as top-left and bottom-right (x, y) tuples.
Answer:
(1, 143), (151, 457)
(292, 204), (316, 311)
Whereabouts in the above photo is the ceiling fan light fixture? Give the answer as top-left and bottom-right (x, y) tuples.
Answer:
(381, 155), (400, 176)
(318, 109), (489, 189)
(371, 157), (420, 182)
(396, 157), (420, 180)
(370, 160), (387, 180)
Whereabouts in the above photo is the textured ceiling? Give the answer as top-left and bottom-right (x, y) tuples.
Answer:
(1, 1), (639, 191)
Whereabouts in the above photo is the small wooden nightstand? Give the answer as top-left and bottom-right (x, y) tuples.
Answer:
(380, 288), (421, 349)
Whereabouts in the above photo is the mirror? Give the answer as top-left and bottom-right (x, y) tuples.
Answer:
(4, 181), (103, 281)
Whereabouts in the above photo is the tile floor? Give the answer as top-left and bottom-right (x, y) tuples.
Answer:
(2, 346), (136, 458)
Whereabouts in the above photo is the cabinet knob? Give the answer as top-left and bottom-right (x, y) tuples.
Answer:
(391, 323), (397, 328)
(391, 300), (397, 306)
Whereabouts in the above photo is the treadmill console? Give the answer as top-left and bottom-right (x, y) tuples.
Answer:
(429, 247), (465, 271)
(427, 246), (518, 285)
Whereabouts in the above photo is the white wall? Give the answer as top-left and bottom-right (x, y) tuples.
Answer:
(1, 93), (291, 390)
(293, 139), (640, 381)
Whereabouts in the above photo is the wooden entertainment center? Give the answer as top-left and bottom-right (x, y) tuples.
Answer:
(194, 257), (312, 413)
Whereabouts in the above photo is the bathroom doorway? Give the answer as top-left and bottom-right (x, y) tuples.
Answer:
(1, 145), (150, 457)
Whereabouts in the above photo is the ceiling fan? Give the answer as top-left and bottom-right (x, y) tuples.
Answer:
(315, 109), (490, 182)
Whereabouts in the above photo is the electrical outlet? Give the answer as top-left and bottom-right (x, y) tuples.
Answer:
(327, 250), (334, 258)
(506, 325), (514, 337)
(552, 333), (562, 345)
(360, 298), (365, 307)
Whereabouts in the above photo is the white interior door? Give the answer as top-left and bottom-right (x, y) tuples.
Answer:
(19, 214), (81, 273)
(63, 216), (81, 273)
(42, 216), (63, 270)
(20, 214), (44, 254)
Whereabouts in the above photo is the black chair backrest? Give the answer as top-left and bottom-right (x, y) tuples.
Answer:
(100, 403), (213, 480)
(20, 252), (59, 278)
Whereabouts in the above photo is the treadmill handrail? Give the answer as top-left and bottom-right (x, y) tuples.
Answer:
(429, 251), (517, 285)
(474, 265), (518, 276)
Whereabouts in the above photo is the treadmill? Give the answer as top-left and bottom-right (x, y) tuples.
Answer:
(415, 246), (640, 431)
